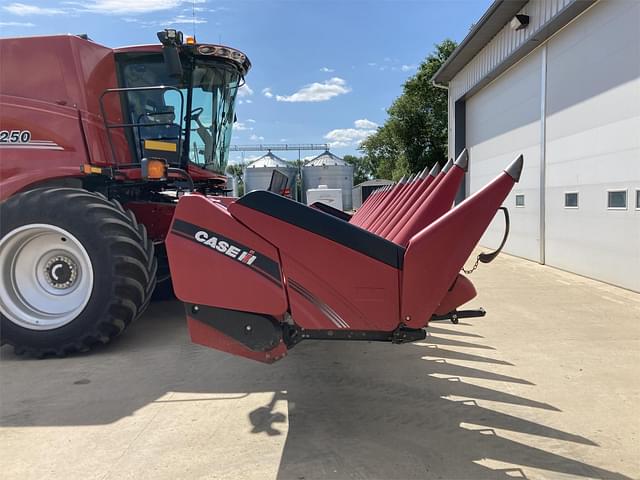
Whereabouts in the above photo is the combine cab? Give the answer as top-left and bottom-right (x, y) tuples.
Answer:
(0, 30), (249, 356)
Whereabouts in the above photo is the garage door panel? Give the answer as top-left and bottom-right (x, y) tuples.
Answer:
(545, 0), (640, 292)
(466, 50), (542, 262)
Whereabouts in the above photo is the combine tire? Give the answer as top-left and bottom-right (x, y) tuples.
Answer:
(0, 188), (156, 357)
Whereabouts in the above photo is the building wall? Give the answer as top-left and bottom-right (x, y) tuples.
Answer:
(448, 0), (592, 156)
(466, 49), (543, 261)
(544, 0), (640, 291)
(450, 0), (640, 291)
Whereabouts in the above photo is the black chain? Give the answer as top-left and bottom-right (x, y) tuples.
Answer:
(462, 256), (480, 274)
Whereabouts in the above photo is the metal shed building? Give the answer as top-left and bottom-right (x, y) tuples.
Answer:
(433, 0), (639, 292)
(352, 179), (394, 209)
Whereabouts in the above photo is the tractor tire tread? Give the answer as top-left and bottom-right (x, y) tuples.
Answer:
(0, 188), (157, 358)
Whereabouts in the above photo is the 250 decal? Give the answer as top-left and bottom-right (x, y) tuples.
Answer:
(0, 130), (32, 143)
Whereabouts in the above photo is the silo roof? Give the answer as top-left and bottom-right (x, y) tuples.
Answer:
(305, 150), (349, 167)
(246, 151), (291, 168)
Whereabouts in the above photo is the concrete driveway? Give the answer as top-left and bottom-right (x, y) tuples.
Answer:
(1, 253), (639, 480)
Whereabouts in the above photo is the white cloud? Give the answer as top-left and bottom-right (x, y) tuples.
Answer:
(238, 83), (254, 97)
(401, 64), (417, 72)
(280, 138), (288, 142)
(275, 77), (351, 103)
(246, 119), (256, 123)
(235, 122), (253, 131)
(0, 22), (36, 28)
(367, 62), (377, 67)
(0, 20), (35, 26)
(320, 67), (334, 73)
(249, 134), (264, 141)
(244, 99), (253, 104)
(354, 119), (378, 130)
(167, 14), (207, 24)
(77, 0), (192, 15)
(324, 119), (378, 148)
(262, 87), (274, 98)
(324, 129), (374, 148)
(229, 154), (259, 165)
(3, 3), (64, 15)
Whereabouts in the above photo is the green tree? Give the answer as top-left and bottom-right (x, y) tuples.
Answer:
(360, 39), (457, 180)
(359, 123), (403, 180)
(225, 163), (246, 196)
(343, 154), (374, 185)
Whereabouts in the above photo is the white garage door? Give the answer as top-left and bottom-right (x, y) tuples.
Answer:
(544, 0), (640, 292)
(466, 49), (543, 262)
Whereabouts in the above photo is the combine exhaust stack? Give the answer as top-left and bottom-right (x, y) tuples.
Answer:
(166, 153), (523, 363)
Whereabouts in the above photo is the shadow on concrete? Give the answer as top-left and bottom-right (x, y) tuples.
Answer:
(0, 301), (631, 479)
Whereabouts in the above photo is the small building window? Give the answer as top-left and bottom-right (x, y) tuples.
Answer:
(515, 194), (525, 207)
(607, 190), (627, 209)
(636, 189), (640, 210)
(564, 192), (579, 208)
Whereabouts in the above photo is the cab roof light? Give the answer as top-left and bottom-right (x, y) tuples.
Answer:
(197, 44), (246, 63)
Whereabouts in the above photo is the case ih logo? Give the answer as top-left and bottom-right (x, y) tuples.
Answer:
(194, 231), (257, 265)
(171, 219), (282, 287)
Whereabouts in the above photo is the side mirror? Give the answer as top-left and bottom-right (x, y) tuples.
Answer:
(157, 29), (184, 79)
(162, 46), (183, 79)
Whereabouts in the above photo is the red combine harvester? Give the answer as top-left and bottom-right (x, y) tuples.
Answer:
(0, 29), (522, 362)
(0, 30), (250, 356)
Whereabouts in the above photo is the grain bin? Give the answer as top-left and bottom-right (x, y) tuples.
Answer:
(302, 150), (353, 210)
(243, 151), (298, 199)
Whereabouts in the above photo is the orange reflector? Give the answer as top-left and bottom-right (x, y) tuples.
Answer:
(144, 158), (167, 180)
(186, 36), (196, 45)
(82, 164), (102, 175)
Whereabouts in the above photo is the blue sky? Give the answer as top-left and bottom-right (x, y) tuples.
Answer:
(0, 0), (491, 163)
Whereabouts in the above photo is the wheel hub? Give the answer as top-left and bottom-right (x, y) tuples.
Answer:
(44, 255), (78, 289)
(0, 224), (94, 330)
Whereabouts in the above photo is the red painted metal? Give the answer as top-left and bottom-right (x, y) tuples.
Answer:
(351, 185), (387, 225)
(125, 201), (177, 242)
(357, 179), (405, 229)
(165, 155), (522, 362)
(434, 275), (477, 316)
(400, 166), (518, 328)
(350, 186), (381, 223)
(385, 168), (447, 242)
(392, 162), (465, 246)
(229, 201), (401, 331)
(379, 175), (433, 238)
(188, 316), (288, 364)
(352, 185), (389, 225)
(356, 182), (398, 226)
(368, 173), (424, 234)
(0, 34), (227, 202)
(166, 194), (288, 316)
(361, 178), (413, 230)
